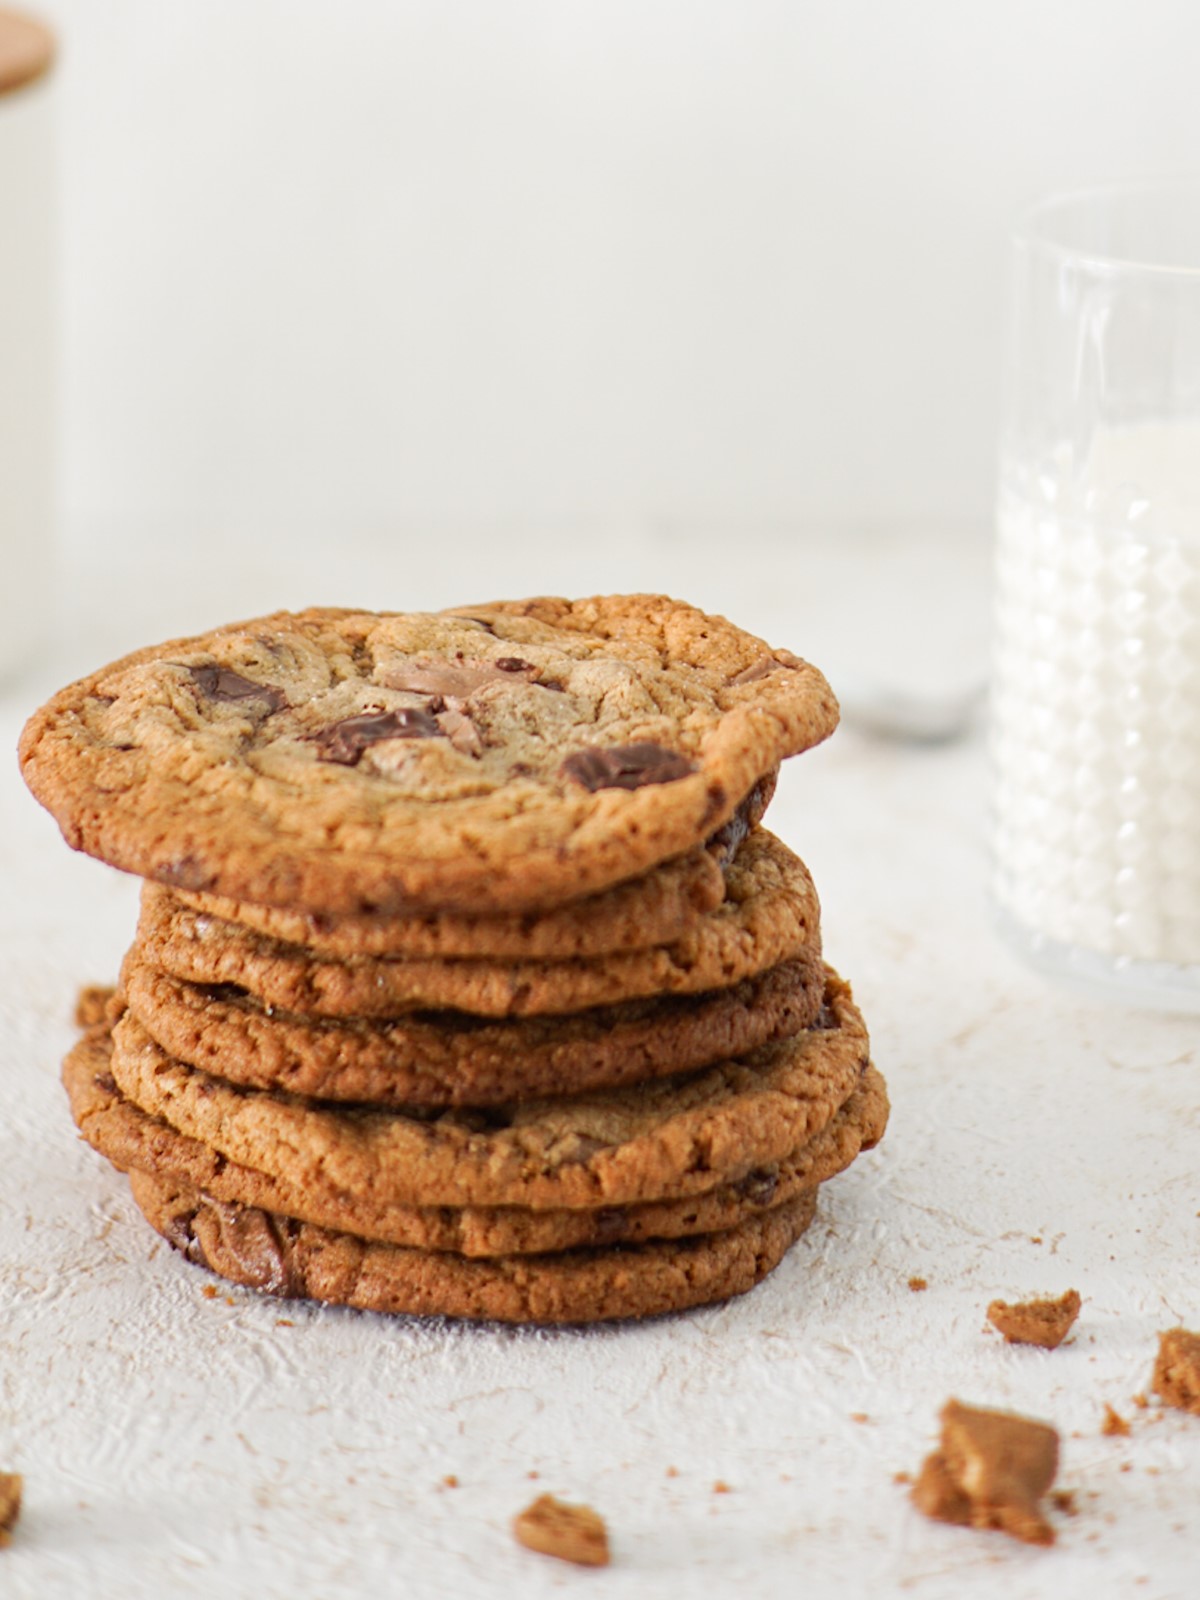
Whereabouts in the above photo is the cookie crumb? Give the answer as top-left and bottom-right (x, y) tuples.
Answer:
(1101, 1404), (1130, 1438)
(986, 1289), (1081, 1349)
(1049, 1489), (1077, 1516)
(1132, 1392), (1149, 1410)
(712, 1480), (731, 1494)
(1030, 1236), (1043, 1245)
(513, 1495), (609, 1567)
(893, 1471), (912, 1486)
(526, 1470), (539, 1481)
(665, 1466), (679, 1479)
(73, 984), (114, 1031)
(908, 1276), (928, 1292)
(442, 1475), (459, 1489)
(275, 1318), (294, 1328)
(201, 1284), (218, 1299)
(912, 1398), (1059, 1546)
(1152, 1328), (1200, 1416)
(850, 1412), (870, 1424)
(0, 1474), (22, 1548)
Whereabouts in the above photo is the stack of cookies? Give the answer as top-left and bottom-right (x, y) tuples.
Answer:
(21, 596), (887, 1324)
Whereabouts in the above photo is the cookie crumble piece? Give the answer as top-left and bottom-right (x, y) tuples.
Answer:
(1152, 1327), (1200, 1416)
(513, 1494), (610, 1567)
(986, 1289), (1081, 1349)
(0, 1473), (22, 1548)
(912, 1399), (1059, 1546)
(1101, 1404), (1130, 1437)
(908, 1276), (928, 1292)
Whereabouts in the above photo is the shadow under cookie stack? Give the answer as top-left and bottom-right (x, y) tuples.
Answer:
(22, 598), (888, 1325)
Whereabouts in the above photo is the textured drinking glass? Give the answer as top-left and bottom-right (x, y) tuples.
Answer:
(992, 182), (1200, 1009)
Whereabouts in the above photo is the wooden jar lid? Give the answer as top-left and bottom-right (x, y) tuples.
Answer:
(0, 6), (54, 97)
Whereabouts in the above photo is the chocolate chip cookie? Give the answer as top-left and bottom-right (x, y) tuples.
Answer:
(65, 1016), (888, 1255)
(120, 952), (827, 1106)
(20, 599), (837, 915)
(106, 968), (868, 1211)
(168, 772), (776, 962)
(129, 1169), (819, 1324)
(131, 828), (820, 1019)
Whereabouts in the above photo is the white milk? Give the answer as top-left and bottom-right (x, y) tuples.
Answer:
(992, 419), (1200, 975)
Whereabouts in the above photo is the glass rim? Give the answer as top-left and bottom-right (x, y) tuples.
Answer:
(1014, 177), (1200, 280)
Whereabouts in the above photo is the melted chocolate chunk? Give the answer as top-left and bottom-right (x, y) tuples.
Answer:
(561, 743), (696, 793)
(811, 1000), (839, 1031)
(705, 773), (774, 865)
(188, 664), (287, 714)
(494, 656), (534, 673)
(94, 1071), (118, 1096)
(311, 708), (445, 766)
(180, 1198), (304, 1297)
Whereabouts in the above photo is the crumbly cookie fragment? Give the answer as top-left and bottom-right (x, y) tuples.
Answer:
(1152, 1327), (1200, 1416)
(986, 1289), (1081, 1350)
(912, 1399), (1059, 1546)
(0, 1473), (22, 1548)
(73, 984), (114, 1032)
(512, 1494), (610, 1567)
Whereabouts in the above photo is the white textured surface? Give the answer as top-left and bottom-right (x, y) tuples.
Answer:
(4, 607), (1200, 1599)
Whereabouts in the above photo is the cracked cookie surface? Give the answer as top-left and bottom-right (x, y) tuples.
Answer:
(20, 598), (837, 914)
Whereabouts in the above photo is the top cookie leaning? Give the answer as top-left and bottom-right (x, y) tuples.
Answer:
(19, 597), (838, 915)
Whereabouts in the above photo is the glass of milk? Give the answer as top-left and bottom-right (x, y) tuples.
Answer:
(992, 181), (1200, 1008)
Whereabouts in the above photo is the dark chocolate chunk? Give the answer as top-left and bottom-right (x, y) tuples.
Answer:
(156, 855), (216, 891)
(561, 742), (696, 793)
(733, 1168), (780, 1207)
(494, 657), (534, 673)
(311, 708), (445, 766)
(705, 773), (775, 865)
(188, 664), (287, 714)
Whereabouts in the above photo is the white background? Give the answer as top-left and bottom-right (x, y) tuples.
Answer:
(25, 0), (1200, 584)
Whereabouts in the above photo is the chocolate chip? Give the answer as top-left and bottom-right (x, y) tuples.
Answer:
(729, 656), (779, 686)
(705, 773), (775, 864)
(733, 1169), (779, 1207)
(811, 1001), (838, 1031)
(561, 743), (696, 792)
(494, 657), (533, 673)
(188, 664), (287, 714)
(310, 708), (444, 765)
(156, 855), (216, 891)
(198, 1200), (304, 1296)
(590, 1209), (630, 1243)
(94, 1071), (118, 1095)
